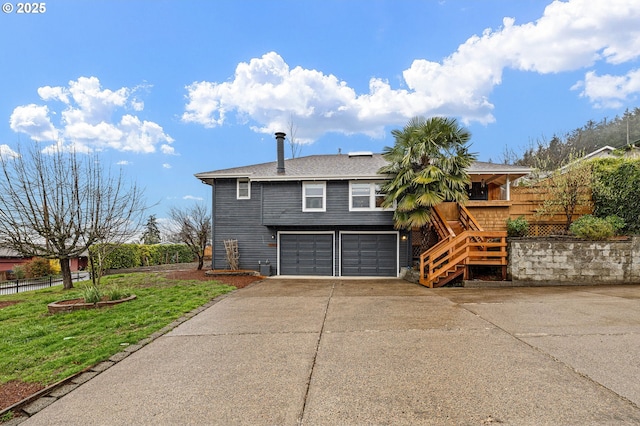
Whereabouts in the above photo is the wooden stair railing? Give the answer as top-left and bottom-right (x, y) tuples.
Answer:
(458, 203), (489, 247)
(431, 205), (456, 240)
(419, 234), (453, 286)
(419, 230), (508, 288)
(458, 204), (484, 232)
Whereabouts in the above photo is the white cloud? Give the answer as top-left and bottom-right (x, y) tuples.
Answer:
(9, 104), (59, 141)
(10, 77), (175, 154)
(0, 144), (19, 158)
(117, 160), (131, 166)
(572, 69), (640, 108)
(183, 195), (204, 201)
(183, 0), (640, 140)
(131, 99), (145, 111)
(38, 86), (69, 104)
(162, 163), (172, 169)
(39, 139), (92, 155)
(160, 144), (176, 155)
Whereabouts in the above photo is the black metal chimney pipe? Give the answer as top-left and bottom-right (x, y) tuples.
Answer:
(275, 132), (286, 174)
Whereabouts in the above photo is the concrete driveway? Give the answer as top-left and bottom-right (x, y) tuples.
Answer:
(22, 278), (640, 425)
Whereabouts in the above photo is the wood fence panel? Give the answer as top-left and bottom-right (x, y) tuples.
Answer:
(510, 185), (593, 224)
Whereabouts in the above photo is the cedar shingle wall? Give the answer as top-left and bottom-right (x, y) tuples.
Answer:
(465, 204), (511, 232)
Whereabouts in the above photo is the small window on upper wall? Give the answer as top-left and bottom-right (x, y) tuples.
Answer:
(302, 182), (326, 212)
(351, 182), (371, 209)
(237, 179), (250, 199)
(349, 181), (392, 211)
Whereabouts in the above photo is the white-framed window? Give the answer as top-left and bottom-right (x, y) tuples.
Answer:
(302, 181), (326, 212)
(349, 181), (390, 211)
(237, 178), (251, 200)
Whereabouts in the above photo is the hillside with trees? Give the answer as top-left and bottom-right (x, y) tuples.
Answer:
(507, 107), (640, 170)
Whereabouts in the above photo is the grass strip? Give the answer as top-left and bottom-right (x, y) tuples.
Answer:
(0, 272), (234, 385)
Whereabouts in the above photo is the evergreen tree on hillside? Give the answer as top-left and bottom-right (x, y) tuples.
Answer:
(515, 107), (640, 169)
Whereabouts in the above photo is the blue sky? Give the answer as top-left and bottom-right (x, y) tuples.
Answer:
(1, 0), (639, 223)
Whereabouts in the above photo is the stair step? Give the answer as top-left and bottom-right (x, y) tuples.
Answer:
(433, 265), (465, 287)
(444, 265), (464, 276)
(447, 220), (465, 235)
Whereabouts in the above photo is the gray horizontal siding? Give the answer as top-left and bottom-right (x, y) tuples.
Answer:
(211, 178), (409, 275)
(261, 181), (395, 226)
(212, 179), (277, 272)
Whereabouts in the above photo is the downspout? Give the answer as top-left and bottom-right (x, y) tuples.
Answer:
(407, 231), (412, 268)
(211, 182), (216, 270)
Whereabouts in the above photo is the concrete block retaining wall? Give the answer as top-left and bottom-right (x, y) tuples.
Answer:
(509, 236), (640, 285)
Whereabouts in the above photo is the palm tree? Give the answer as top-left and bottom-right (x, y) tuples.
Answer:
(378, 116), (477, 251)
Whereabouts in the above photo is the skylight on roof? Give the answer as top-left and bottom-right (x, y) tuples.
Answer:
(348, 151), (373, 157)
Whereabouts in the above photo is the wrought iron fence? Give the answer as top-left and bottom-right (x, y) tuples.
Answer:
(0, 272), (89, 295)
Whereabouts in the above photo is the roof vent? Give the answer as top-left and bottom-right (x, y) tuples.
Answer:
(348, 151), (373, 157)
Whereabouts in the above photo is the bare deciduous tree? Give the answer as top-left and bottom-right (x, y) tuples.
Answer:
(167, 204), (211, 270)
(287, 116), (302, 159)
(0, 144), (147, 289)
(534, 153), (594, 230)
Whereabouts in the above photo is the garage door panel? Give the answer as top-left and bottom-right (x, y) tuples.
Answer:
(341, 241), (359, 251)
(378, 259), (397, 268)
(341, 234), (397, 277)
(280, 234), (333, 276)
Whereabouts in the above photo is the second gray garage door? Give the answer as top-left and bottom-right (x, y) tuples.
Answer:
(341, 233), (398, 277)
(279, 233), (334, 276)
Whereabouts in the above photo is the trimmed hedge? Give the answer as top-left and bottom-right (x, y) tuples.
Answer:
(90, 243), (195, 270)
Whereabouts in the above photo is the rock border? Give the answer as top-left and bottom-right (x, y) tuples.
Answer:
(47, 295), (137, 314)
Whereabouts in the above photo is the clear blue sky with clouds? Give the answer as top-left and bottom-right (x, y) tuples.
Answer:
(1, 0), (639, 223)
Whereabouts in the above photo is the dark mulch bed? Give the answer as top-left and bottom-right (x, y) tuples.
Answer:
(0, 381), (44, 413)
(164, 268), (263, 289)
(0, 301), (20, 309)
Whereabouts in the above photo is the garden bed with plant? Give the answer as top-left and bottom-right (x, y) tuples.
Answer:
(0, 268), (263, 419)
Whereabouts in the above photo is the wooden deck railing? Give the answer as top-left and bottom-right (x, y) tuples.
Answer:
(419, 230), (507, 288)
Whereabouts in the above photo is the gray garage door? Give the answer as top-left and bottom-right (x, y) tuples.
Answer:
(341, 233), (397, 277)
(279, 234), (334, 276)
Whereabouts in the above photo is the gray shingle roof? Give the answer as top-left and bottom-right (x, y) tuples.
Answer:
(195, 153), (532, 182)
(0, 248), (24, 258)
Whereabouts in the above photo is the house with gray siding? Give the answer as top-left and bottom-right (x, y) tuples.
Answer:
(195, 132), (531, 277)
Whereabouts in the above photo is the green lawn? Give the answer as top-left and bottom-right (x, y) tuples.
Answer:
(0, 273), (234, 386)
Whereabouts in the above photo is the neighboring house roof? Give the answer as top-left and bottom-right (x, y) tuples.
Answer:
(580, 145), (618, 161)
(555, 145), (640, 175)
(576, 145), (640, 161)
(0, 248), (89, 258)
(0, 248), (25, 258)
(195, 152), (532, 183)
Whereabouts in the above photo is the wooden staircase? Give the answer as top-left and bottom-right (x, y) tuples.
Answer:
(419, 204), (507, 288)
